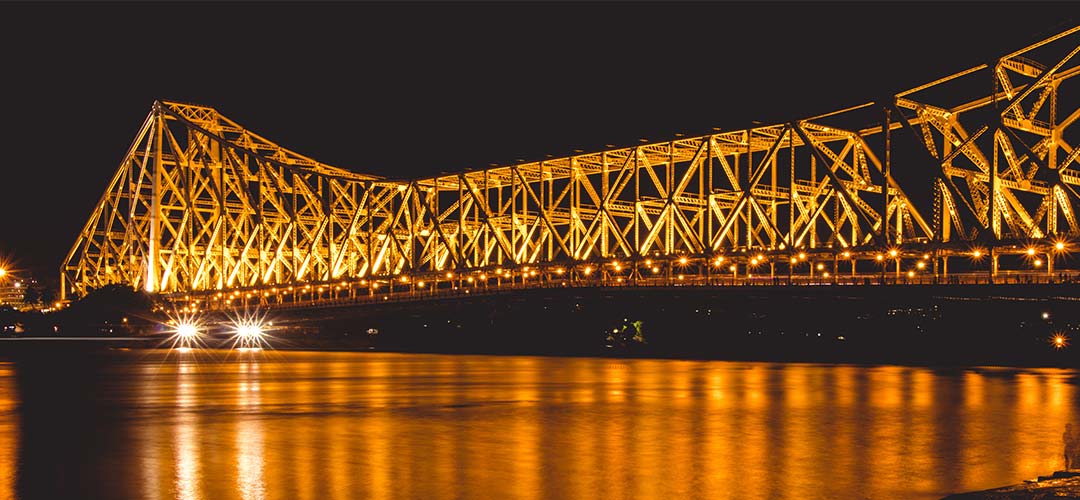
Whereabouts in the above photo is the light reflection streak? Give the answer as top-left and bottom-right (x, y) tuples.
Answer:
(0, 364), (16, 500)
(236, 362), (265, 500)
(175, 362), (201, 500)
(176, 423), (200, 500)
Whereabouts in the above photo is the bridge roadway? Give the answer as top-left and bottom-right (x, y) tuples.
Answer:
(173, 268), (1080, 313)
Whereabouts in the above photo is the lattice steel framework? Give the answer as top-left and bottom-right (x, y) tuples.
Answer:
(62, 26), (1080, 300)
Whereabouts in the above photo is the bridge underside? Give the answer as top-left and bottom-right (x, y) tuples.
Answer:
(62, 26), (1080, 309)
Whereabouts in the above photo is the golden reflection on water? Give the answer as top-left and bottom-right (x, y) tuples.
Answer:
(236, 361), (265, 500)
(5, 352), (1080, 499)
(0, 363), (15, 500)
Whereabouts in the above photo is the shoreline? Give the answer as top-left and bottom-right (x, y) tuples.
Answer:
(3, 337), (1080, 371)
(941, 472), (1080, 499)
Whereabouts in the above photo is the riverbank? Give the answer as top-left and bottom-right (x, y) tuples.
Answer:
(942, 473), (1080, 499)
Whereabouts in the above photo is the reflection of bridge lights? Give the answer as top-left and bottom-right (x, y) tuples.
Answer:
(1051, 333), (1069, 350)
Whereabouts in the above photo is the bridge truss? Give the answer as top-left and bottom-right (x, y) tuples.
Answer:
(63, 26), (1080, 306)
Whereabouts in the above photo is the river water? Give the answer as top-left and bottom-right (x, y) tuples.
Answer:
(0, 350), (1076, 500)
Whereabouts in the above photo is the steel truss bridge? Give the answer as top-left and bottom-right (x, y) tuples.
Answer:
(63, 26), (1080, 311)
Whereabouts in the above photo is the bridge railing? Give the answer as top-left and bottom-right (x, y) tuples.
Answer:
(180, 269), (1080, 313)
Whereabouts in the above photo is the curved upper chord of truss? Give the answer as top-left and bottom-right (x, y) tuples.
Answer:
(61, 26), (1080, 299)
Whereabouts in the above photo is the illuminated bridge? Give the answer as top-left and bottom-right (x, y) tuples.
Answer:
(63, 26), (1080, 312)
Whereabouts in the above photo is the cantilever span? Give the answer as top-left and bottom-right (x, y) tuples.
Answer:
(62, 26), (1080, 307)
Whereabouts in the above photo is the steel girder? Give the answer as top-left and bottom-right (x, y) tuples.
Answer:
(894, 26), (1080, 243)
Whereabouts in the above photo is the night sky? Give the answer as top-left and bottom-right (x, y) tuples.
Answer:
(0, 1), (1075, 283)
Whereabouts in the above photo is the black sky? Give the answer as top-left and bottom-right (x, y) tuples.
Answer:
(0, 1), (1076, 282)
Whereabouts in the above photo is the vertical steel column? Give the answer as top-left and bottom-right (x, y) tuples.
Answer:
(147, 105), (163, 293)
(883, 105), (892, 247)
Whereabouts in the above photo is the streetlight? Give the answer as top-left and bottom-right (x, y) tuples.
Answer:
(1051, 240), (1068, 278)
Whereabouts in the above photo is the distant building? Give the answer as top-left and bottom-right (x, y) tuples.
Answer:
(0, 277), (37, 310)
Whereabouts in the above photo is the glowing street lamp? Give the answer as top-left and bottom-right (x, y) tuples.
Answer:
(1051, 332), (1069, 350)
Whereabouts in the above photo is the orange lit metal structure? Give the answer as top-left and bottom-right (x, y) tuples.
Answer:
(62, 26), (1080, 305)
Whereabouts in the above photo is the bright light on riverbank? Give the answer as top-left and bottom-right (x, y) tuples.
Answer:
(228, 309), (273, 351)
(176, 323), (198, 338)
(164, 310), (206, 353)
